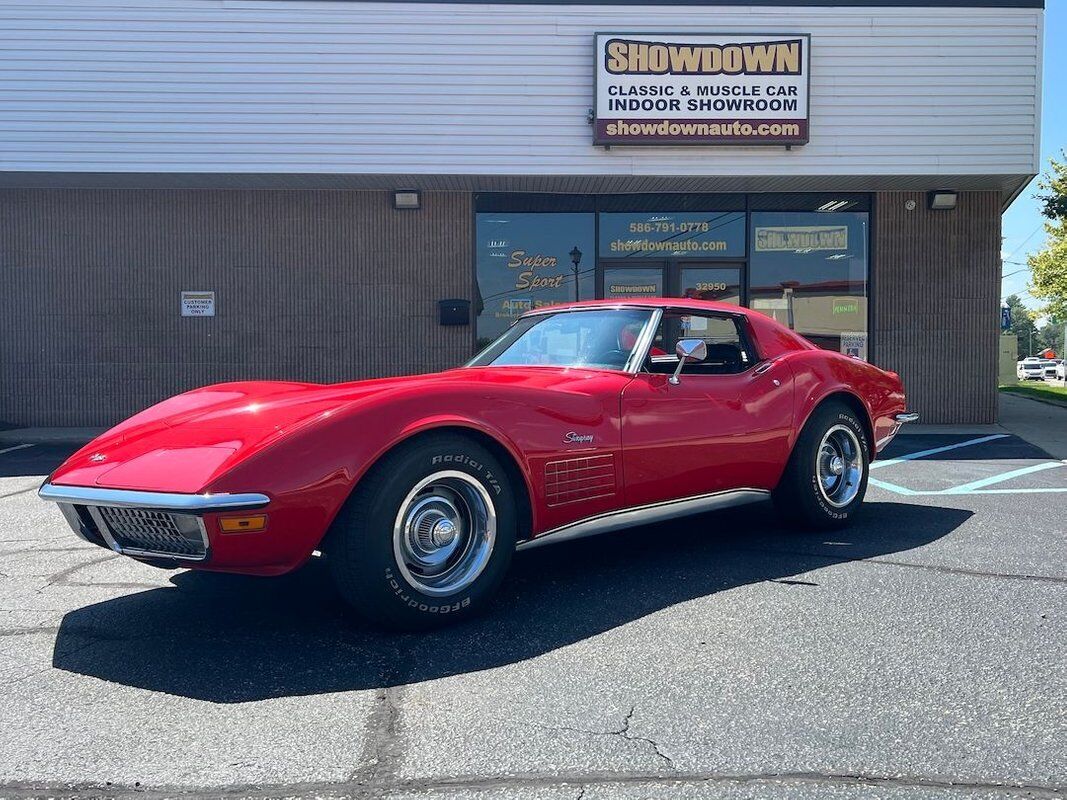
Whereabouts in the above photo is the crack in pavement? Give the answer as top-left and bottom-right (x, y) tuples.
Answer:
(40, 553), (120, 589)
(0, 545), (99, 557)
(0, 485), (40, 501)
(541, 705), (675, 769)
(0, 769), (1061, 799)
(349, 684), (405, 794)
(345, 638), (408, 798)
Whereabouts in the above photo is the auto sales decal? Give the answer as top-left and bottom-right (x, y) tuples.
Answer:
(594, 33), (810, 146)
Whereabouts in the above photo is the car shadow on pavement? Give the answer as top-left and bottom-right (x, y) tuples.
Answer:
(52, 501), (970, 702)
(0, 444), (82, 478)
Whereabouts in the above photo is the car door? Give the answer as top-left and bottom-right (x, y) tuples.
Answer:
(619, 310), (795, 508)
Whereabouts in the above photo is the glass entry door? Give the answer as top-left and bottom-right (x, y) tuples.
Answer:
(599, 260), (744, 304)
(678, 263), (744, 305)
(601, 262), (666, 300)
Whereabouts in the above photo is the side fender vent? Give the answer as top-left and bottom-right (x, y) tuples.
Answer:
(544, 454), (616, 507)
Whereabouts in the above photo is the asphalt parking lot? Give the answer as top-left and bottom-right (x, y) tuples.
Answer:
(0, 435), (1064, 799)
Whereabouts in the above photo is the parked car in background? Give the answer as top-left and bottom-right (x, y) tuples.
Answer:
(1017, 358), (1050, 381)
(1043, 359), (1063, 380)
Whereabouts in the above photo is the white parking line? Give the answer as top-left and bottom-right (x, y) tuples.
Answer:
(0, 443), (34, 456)
(871, 434), (1009, 471)
(869, 436), (1067, 496)
(943, 461), (1066, 494)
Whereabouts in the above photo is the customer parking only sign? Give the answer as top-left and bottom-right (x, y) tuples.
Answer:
(594, 33), (810, 146)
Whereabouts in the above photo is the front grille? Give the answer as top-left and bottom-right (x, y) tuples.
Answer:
(96, 506), (207, 559)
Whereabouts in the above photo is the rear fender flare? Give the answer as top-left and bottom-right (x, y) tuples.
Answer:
(793, 387), (876, 458)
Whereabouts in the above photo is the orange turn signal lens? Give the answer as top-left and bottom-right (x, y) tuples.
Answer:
(218, 514), (268, 533)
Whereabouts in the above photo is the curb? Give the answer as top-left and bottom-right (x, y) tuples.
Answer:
(999, 389), (1067, 412)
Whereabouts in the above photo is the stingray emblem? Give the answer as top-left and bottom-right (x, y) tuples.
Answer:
(564, 432), (594, 445)
(88, 453), (107, 463)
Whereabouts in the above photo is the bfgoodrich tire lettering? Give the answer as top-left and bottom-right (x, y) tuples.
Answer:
(773, 401), (870, 530)
(326, 433), (516, 630)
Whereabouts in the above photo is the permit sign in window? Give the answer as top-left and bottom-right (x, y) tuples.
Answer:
(594, 33), (810, 146)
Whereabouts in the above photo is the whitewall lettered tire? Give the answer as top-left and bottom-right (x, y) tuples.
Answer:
(326, 433), (516, 630)
(773, 400), (870, 529)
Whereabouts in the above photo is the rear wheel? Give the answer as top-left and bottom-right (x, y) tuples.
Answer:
(774, 401), (869, 529)
(326, 434), (516, 630)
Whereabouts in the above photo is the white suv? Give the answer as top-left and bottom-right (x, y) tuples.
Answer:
(1017, 358), (1050, 381)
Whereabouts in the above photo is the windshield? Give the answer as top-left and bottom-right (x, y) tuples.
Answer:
(467, 308), (655, 371)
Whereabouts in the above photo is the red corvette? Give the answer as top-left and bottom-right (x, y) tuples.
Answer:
(40, 299), (915, 629)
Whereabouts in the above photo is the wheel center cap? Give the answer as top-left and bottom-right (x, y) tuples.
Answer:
(829, 455), (845, 476)
(431, 519), (457, 547)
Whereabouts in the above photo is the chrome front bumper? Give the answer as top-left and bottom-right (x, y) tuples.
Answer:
(38, 484), (269, 512)
(38, 483), (269, 562)
(894, 412), (920, 424)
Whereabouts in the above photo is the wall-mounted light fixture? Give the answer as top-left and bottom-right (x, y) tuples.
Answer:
(927, 190), (958, 211)
(393, 189), (421, 210)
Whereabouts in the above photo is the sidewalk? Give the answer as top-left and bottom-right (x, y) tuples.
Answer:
(997, 391), (1067, 460)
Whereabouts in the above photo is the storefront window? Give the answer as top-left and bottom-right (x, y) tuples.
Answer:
(599, 211), (745, 259)
(475, 213), (595, 348)
(748, 211), (869, 359)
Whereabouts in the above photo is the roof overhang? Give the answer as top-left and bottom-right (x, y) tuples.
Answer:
(0, 171), (1035, 210)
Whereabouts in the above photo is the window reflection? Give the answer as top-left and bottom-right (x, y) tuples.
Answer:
(475, 213), (595, 348)
(748, 211), (869, 359)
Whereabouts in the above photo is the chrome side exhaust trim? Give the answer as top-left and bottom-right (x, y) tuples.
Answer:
(517, 488), (771, 551)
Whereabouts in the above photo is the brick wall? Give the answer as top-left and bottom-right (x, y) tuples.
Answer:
(0, 189), (473, 426)
(873, 191), (1002, 424)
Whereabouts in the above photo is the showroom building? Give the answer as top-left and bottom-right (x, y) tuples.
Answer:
(0, 0), (1043, 425)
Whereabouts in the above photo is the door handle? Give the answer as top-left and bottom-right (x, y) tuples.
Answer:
(753, 361), (774, 376)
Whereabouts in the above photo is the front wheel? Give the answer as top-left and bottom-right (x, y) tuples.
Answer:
(773, 401), (869, 529)
(326, 434), (516, 630)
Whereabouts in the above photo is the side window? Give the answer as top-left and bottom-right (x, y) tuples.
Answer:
(647, 312), (755, 375)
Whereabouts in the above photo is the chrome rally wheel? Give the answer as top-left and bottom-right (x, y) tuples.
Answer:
(326, 433), (515, 630)
(393, 470), (496, 597)
(773, 401), (869, 530)
(815, 424), (864, 508)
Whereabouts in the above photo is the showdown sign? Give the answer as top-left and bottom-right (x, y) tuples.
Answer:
(594, 33), (810, 146)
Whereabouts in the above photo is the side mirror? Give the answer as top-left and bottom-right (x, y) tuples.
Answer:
(669, 338), (707, 384)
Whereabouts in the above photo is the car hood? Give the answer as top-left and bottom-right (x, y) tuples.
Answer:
(49, 367), (616, 492)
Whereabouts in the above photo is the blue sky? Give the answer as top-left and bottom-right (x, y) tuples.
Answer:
(1001, 4), (1064, 313)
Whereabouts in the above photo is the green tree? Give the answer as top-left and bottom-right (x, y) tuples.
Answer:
(1038, 316), (1066, 356)
(1036, 154), (1067, 220)
(1029, 155), (1067, 319)
(1005, 294), (1039, 355)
